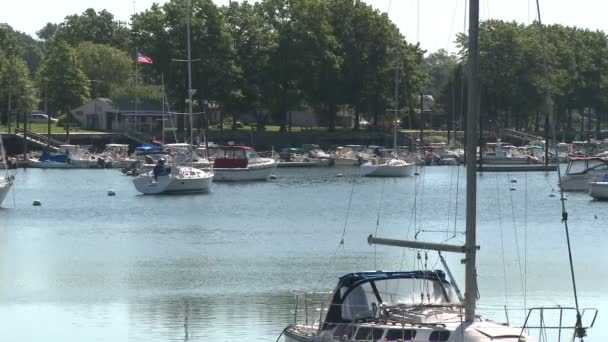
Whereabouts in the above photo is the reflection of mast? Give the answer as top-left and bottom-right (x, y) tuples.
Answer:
(183, 302), (189, 341)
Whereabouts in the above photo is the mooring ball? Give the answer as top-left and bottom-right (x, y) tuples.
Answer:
(510, 179), (517, 183)
(107, 190), (116, 196)
(337, 173), (343, 177)
(32, 200), (41, 206)
(269, 174), (277, 180)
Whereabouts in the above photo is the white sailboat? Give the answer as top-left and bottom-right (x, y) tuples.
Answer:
(283, 2), (594, 341)
(132, 0), (213, 194)
(359, 45), (414, 177)
(0, 133), (14, 206)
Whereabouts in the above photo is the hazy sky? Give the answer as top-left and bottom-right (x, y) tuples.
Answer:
(2, 0), (608, 53)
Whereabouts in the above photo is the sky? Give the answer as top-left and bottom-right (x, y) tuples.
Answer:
(2, 0), (608, 54)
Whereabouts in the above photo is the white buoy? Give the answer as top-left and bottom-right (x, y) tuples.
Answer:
(337, 173), (343, 177)
(108, 190), (116, 196)
(269, 174), (277, 180)
(33, 200), (42, 206)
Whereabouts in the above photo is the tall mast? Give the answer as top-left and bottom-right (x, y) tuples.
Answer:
(393, 47), (399, 149)
(187, 0), (194, 146)
(464, 0), (480, 323)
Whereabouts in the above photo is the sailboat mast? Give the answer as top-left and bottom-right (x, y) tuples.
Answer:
(187, 0), (194, 146)
(464, 0), (480, 323)
(394, 48), (399, 149)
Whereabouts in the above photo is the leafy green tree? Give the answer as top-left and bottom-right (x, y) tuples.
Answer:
(36, 40), (90, 139)
(52, 9), (131, 50)
(75, 42), (132, 98)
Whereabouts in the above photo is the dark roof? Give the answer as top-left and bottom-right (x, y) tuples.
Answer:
(107, 97), (164, 112)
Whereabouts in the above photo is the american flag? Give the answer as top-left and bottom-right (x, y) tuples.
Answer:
(137, 52), (153, 64)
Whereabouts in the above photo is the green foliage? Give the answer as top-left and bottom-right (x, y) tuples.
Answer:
(35, 40), (90, 116)
(75, 42), (132, 98)
(53, 8), (131, 50)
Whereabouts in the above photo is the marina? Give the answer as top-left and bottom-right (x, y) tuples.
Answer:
(0, 166), (607, 340)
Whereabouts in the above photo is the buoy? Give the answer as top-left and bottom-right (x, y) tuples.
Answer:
(269, 174), (277, 180)
(510, 179), (517, 183)
(509, 187), (516, 191)
(414, 172), (420, 176)
(33, 200), (41, 206)
(108, 190), (116, 196)
(549, 193), (556, 197)
(337, 173), (343, 177)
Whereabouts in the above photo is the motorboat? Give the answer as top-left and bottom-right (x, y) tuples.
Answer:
(212, 145), (277, 181)
(560, 157), (608, 191)
(99, 144), (135, 168)
(589, 179), (608, 200)
(58, 144), (100, 168)
(360, 156), (415, 177)
(480, 149), (538, 165)
(133, 164), (213, 194)
(28, 151), (73, 168)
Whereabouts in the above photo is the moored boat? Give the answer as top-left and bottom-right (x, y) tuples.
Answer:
(360, 157), (415, 177)
(212, 145), (277, 181)
(560, 157), (608, 191)
(133, 164), (213, 194)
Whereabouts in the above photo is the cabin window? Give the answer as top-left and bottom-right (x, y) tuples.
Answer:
(333, 324), (350, 338)
(371, 328), (384, 340)
(385, 329), (416, 341)
(354, 327), (371, 340)
(429, 330), (450, 341)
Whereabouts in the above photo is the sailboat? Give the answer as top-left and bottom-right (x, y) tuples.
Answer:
(132, 0), (213, 194)
(359, 43), (415, 178)
(0, 132), (14, 206)
(283, 1), (594, 341)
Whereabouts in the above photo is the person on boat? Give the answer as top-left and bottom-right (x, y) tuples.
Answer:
(153, 158), (166, 182)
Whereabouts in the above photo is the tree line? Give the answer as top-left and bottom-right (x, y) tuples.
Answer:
(1, 0), (607, 138)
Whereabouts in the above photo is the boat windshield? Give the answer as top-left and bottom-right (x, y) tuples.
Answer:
(340, 277), (459, 321)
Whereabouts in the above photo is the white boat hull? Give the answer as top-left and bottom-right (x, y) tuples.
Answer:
(0, 180), (12, 206)
(213, 162), (277, 181)
(27, 159), (74, 169)
(590, 181), (608, 200)
(360, 159), (414, 177)
(133, 167), (213, 194)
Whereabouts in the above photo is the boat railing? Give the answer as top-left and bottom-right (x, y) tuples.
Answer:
(519, 306), (598, 341)
(291, 291), (332, 329)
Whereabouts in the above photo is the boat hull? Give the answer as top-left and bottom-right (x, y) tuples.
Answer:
(0, 180), (12, 206)
(213, 162), (277, 181)
(589, 181), (608, 200)
(133, 167), (213, 194)
(360, 160), (415, 177)
(27, 159), (74, 169)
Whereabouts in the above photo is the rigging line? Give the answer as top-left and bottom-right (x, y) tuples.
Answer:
(495, 175), (510, 308)
(446, 0), (460, 50)
(506, 172), (526, 302)
(535, 0), (584, 338)
(374, 179), (387, 270)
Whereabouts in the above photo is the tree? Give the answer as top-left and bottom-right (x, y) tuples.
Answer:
(75, 42), (132, 98)
(36, 40), (90, 139)
(52, 9), (131, 50)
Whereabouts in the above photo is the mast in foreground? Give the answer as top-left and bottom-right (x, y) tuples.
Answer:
(464, 0), (480, 323)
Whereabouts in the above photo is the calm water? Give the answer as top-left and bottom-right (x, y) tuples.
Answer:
(0, 166), (606, 341)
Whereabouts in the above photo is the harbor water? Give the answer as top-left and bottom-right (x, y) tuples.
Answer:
(0, 166), (606, 341)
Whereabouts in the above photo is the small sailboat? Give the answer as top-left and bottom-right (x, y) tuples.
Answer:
(132, 0), (213, 194)
(0, 132), (14, 206)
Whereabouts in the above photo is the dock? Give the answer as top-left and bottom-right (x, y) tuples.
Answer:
(477, 164), (558, 172)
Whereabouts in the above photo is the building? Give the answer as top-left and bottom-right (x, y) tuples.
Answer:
(71, 97), (176, 132)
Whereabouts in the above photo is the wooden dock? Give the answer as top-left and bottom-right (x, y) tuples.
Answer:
(477, 164), (558, 172)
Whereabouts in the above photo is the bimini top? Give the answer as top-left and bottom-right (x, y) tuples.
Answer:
(323, 270), (460, 326)
(135, 145), (162, 152)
